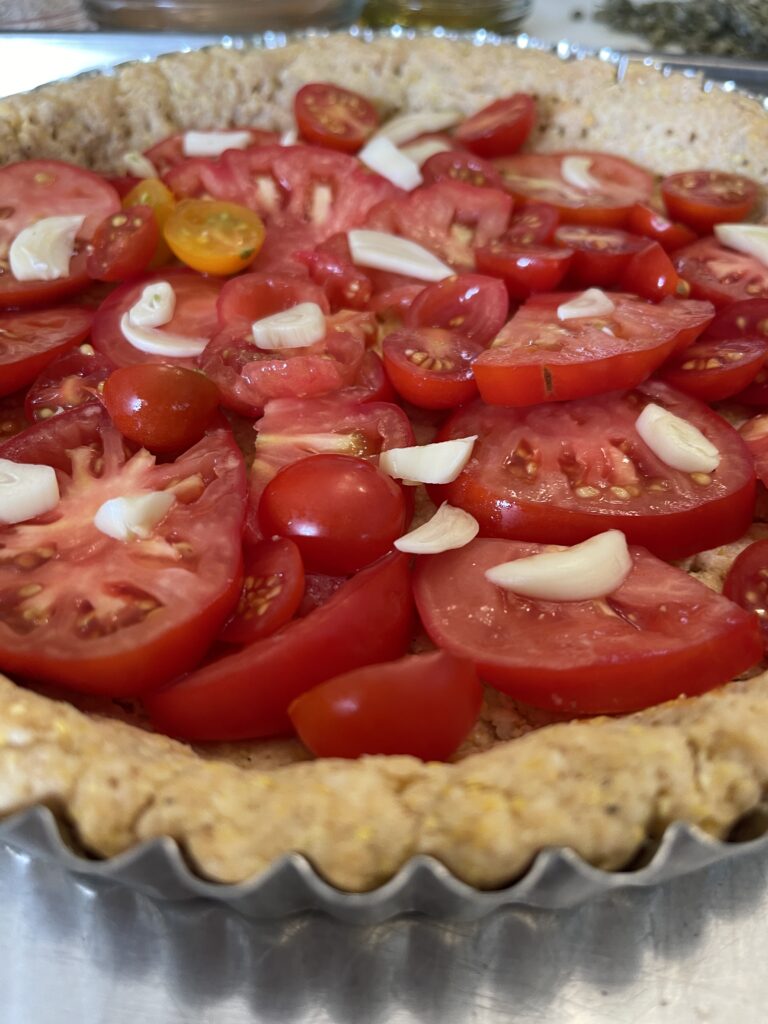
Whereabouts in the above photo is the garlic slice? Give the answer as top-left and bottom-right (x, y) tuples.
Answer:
(379, 436), (477, 485)
(9, 215), (85, 282)
(182, 130), (253, 158)
(94, 491), (176, 542)
(394, 502), (479, 554)
(280, 127), (298, 146)
(557, 288), (616, 321)
(0, 459), (59, 525)
(400, 137), (453, 167)
(560, 155), (603, 192)
(636, 403), (720, 473)
(485, 530), (633, 601)
(127, 282), (176, 328)
(714, 222), (768, 269)
(251, 302), (326, 350)
(348, 229), (453, 281)
(375, 110), (461, 146)
(119, 316), (208, 358)
(123, 150), (157, 179)
(358, 136), (423, 191)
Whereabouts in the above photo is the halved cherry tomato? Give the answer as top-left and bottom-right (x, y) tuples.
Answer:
(703, 299), (768, 405)
(496, 152), (653, 227)
(103, 364), (221, 453)
(475, 242), (572, 300)
(627, 203), (698, 253)
(163, 199), (265, 276)
(294, 83), (379, 154)
(260, 453), (406, 574)
(432, 381), (756, 559)
(620, 240), (690, 301)
(86, 205), (159, 282)
(289, 651), (483, 760)
(554, 224), (644, 287)
(404, 273), (509, 345)
(217, 272), (328, 326)
(414, 537), (762, 715)
(472, 293), (702, 406)
(122, 177), (176, 266)
(660, 336), (767, 402)
(674, 238), (768, 307)
(145, 128), (279, 176)
(454, 94), (536, 158)
(661, 170), (759, 234)
(25, 345), (114, 422)
(0, 306), (93, 398)
(724, 539), (768, 652)
(382, 327), (482, 409)
(421, 150), (504, 190)
(145, 550), (414, 740)
(0, 405), (246, 695)
(297, 233), (373, 312)
(505, 202), (559, 245)
(219, 537), (305, 646)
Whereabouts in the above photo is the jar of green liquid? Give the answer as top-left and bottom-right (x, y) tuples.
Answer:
(362, 0), (532, 32)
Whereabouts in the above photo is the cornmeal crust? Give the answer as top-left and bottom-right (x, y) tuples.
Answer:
(0, 35), (767, 892)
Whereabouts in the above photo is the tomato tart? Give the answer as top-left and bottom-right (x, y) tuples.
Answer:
(0, 35), (767, 895)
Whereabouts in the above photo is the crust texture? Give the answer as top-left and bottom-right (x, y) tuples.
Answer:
(0, 35), (767, 892)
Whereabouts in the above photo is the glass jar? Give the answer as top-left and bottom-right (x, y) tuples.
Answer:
(83, 0), (363, 31)
(361, 0), (532, 32)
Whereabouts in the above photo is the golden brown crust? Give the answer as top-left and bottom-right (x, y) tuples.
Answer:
(0, 36), (767, 892)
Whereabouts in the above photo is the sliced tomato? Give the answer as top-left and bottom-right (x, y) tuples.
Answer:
(724, 539), (768, 652)
(627, 203), (698, 253)
(619, 240), (690, 301)
(294, 83), (379, 153)
(24, 345), (114, 422)
(421, 150), (504, 190)
(661, 170), (760, 234)
(472, 293), (705, 406)
(145, 550), (414, 740)
(475, 242), (572, 300)
(703, 300), (768, 405)
(218, 537), (305, 646)
(674, 237), (768, 307)
(0, 307), (93, 398)
(163, 199), (265, 276)
(289, 651), (482, 760)
(496, 152), (653, 227)
(86, 205), (158, 282)
(554, 224), (644, 288)
(404, 273), (509, 345)
(145, 128), (279, 176)
(454, 94), (536, 158)
(432, 381), (756, 559)
(383, 327), (482, 409)
(0, 406), (246, 695)
(91, 269), (223, 369)
(216, 272), (328, 326)
(414, 537), (761, 715)
(505, 202), (559, 245)
(296, 233), (373, 311)
(660, 336), (767, 402)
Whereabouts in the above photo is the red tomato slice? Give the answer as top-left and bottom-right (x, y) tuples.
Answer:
(289, 651), (483, 760)
(414, 537), (762, 715)
(432, 381), (756, 559)
(0, 392), (31, 442)
(0, 405), (246, 695)
(660, 335), (767, 402)
(382, 327), (482, 409)
(146, 128), (279, 176)
(627, 203), (698, 253)
(454, 94), (536, 158)
(145, 551), (414, 740)
(674, 237), (768, 308)
(661, 170), (759, 234)
(404, 273), (509, 345)
(86, 205), (158, 282)
(554, 224), (644, 287)
(296, 233), (373, 312)
(216, 272), (329, 326)
(496, 152), (653, 227)
(294, 83), (379, 153)
(619, 240), (690, 301)
(703, 297), (768, 342)
(91, 269), (223, 369)
(475, 242), (573, 300)
(0, 307), (93, 398)
(472, 293), (703, 406)
(505, 202), (560, 245)
(421, 150), (504, 189)
(724, 539), (768, 652)
(0, 160), (119, 308)
(25, 344), (114, 423)
(218, 537), (305, 646)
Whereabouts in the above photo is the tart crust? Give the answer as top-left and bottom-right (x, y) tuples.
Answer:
(0, 35), (767, 892)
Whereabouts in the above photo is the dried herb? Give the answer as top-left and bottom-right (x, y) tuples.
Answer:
(595, 0), (768, 58)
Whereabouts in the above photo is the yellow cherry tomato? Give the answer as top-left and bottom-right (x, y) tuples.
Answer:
(162, 199), (266, 276)
(123, 178), (176, 266)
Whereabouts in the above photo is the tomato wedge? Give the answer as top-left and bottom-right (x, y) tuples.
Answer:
(627, 203), (697, 253)
(414, 537), (762, 715)
(0, 307), (93, 398)
(145, 551), (414, 740)
(294, 83), (379, 153)
(723, 539), (768, 652)
(454, 94), (536, 158)
(475, 241), (572, 300)
(0, 406), (246, 695)
(674, 238), (768, 307)
(433, 381), (756, 559)
(554, 225), (644, 287)
(661, 170), (759, 234)
(218, 537), (305, 646)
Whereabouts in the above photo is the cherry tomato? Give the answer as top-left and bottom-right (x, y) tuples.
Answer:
(297, 233), (373, 312)
(432, 381), (756, 560)
(217, 272), (329, 326)
(554, 224), (644, 287)
(674, 238), (768, 308)
(475, 241), (573, 300)
(218, 538), (305, 646)
(103, 364), (221, 453)
(163, 199), (265, 276)
(660, 336), (767, 402)
(259, 453), (406, 574)
(454, 94), (536, 157)
(86, 205), (159, 282)
(505, 202), (560, 245)
(724, 539), (768, 652)
(146, 551), (414, 741)
(414, 537), (762, 715)
(619, 240), (690, 301)
(25, 345), (114, 422)
(382, 327), (482, 409)
(294, 83), (379, 153)
(404, 273), (509, 345)
(0, 306), (93, 398)
(0, 405), (246, 695)
(289, 651), (483, 760)
(421, 150), (504, 189)
(661, 170), (759, 234)
(122, 177), (176, 266)
(627, 203), (698, 252)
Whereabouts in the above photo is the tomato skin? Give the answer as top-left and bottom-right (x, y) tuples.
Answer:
(0, 306), (93, 398)
(404, 273), (509, 346)
(661, 170), (759, 234)
(289, 651), (483, 760)
(724, 539), (768, 652)
(475, 242), (572, 300)
(421, 150), (504, 190)
(627, 203), (698, 253)
(259, 453), (406, 574)
(86, 205), (159, 282)
(674, 237), (768, 308)
(294, 83), (379, 153)
(219, 537), (305, 646)
(103, 364), (221, 453)
(145, 550), (414, 741)
(163, 199), (265, 276)
(382, 327), (482, 409)
(660, 335), (767, 402)
(414, 538), (762, 715)
(25, 345), (114, 423)
(454, 94), (536, 158)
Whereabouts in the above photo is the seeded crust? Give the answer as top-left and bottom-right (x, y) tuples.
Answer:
(0, 36), (767, 891)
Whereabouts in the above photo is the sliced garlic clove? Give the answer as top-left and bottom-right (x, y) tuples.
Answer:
(128, 281), (176, 329)
(636, 402), (720, 473)
(123, 150), (157, 179)
(358, 136), (423, 191)
(280, 127), (298, 146)
(557, 288), (616, 321)
(485, 530), (633, 601)
(0, 459), (59, 525)
(399, 137), (453, 166)
(560, 155), (602, 192)
(375, 110), (461, 146)
(182, 130), (253, 158)
(251, 302), (326, 350)
(348, 229), (453, 281)
(394, 502), (479, 554)
(94, 491), (176, 542)
(714, 222), (768, 268)
(379, 436), (477, 485)
(120, 314), (208, 358)
(9, 215), (85, 282)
